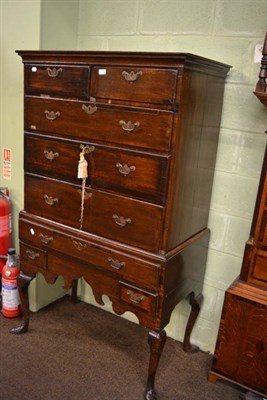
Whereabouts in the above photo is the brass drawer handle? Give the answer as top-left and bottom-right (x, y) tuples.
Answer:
(43, 194), (59, 206)
(119, 120), (140, 132)
(113, 214), (131, 227)
(126, 290), (144, 304)
(39, 233), (53, 244)
(122, 70), (143, 83)
(44, 110), (60, 121)
(44, 150), (59, 161)
(46, 67), (62, 77)
(107, 257), (125, 270)
(80, 144), (95, 154)
(116, 163), (136, 176)
(82, 104), (98, 115)
(72, 240), (87, 251)
(26, 249), (40, 260)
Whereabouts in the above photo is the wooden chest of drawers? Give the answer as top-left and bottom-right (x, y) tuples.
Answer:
(14, 51), (230, 399)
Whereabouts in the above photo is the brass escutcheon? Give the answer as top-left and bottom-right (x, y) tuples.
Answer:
(126, 290), (144, 304)
(39, 233), (53, 244)
(112, 214), (131, 227)
(43, 194), (59, 206)
(72, 240), (87, 251)
(107, 257), (125, 270)
(44, 110), (60, 121)
(116, 163), (136, 176)
(122, 70), (143, 83)
(26, 249), (40, 260)
(119, 120), (140, 132)
(46, 67), (62, 78)
(82, 104), (98, 115)
(44, 149), (59, 161)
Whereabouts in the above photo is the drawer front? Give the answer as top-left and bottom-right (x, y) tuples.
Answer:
(24, 175), (164, 252)
(25, 134), (169, 204)
(119, 282), (158, 316)
(24, 97), (173, 151)
(91, 66), (177, 106)
(24, 64), (90, 97)
(20, 242), (47, 271)
(19, 218), (161, 290)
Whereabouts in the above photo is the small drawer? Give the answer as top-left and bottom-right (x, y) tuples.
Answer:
(120, 282), (158, 316)
(24, 97), (173, 152)
(24, 134), (169, 204)
(20, 242), (47, 270)
(91, 66), (177, 106)
(24, 64), (90, 97)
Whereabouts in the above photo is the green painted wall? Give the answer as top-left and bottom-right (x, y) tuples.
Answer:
(0, 0), (266, 352)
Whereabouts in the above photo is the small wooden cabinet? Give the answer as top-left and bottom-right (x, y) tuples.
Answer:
(209, 33), (267, 397)
(13, 51), (230, 399)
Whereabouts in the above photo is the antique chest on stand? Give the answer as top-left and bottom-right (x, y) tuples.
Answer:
(13, 51), (230, 399)
(208, 33), (267, 397)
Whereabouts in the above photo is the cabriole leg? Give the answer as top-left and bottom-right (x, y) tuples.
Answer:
(10, 273), (33, 334)
(145, 329), (167, 400)
(183, 292), (203, 353)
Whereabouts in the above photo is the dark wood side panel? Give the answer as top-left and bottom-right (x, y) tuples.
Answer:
(164, 70), (226, 251)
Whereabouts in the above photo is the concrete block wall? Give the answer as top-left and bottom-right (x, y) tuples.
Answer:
(76, 0), (267, 352)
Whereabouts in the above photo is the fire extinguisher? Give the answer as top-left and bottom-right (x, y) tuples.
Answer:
(2, 248), (21, 318)
(0, 189), (12, 273)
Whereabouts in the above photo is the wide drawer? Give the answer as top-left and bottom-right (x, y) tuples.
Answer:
(24, 64), (90, 97)
(90, 66), (177, 106)
(24, 134), (169, 204)
(24, 97), (173, 152)
(19, 217), (161, 290)
(24, 175), (164, 252)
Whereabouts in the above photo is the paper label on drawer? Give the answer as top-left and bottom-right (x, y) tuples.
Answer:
(3, 148), (11, 180)
(98, 69), (106, 75)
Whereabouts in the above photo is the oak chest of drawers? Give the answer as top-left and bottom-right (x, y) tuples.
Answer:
(14, 51), (230, 399)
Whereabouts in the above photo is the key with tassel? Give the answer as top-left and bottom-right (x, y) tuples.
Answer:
(77, 144), (94, 229)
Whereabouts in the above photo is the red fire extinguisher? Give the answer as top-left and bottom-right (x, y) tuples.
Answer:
(2, 248), (21, 318)
(0, 189), (12, 273)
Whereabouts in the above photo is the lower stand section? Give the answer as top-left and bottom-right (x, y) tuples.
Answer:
(145, 330), (167, 400)
(10, 273), (33, 334)
(183, 292), (203, 353)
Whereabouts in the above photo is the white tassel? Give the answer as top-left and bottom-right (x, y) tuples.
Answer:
(78, 152), (88, 179)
